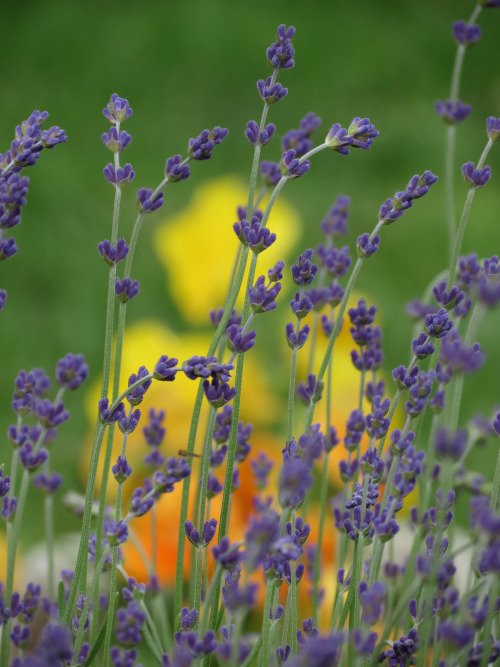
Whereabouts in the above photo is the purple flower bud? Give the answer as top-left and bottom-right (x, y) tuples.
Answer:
(56, 353), (88, 390)
(98, 238), (129, 266)
(266, 24), (296, 69)
(2, 496), (17, 521)
(0, 469), (11, 497)
(40, 126), (67, 148)
(115, 277), (140, 302)
(188, 127), (228, 160)
(248, 275), (281, 313)
(347, 117), (379, 149)
(452, 21), (481, 45)
(392, 364), (419, 389)
(103, 163), (135, 189)
(260, 161), (281, 186)
(356, 233), (380, 258)
(136, 187), (163, 213)
(290, 293), (313, 319)
(35, 399), (69, 428)
(257, 77), (288, 104)
(285, 322), (310, 349)
(32, 472), (63, 494)
(268, 260), (285, 282)
(320, 194), (350, 238)
(19, 442), (48, 472)
(325, 123), (353, 155)
(0, 290), (7, 312)
(412, 333), (435, 359)
(245, 120), (276, 147)
(425, 308), (453, 338)
(0, 238), (18, 261)
(98, 397), (126, 424)
(164, 154), (190, 182)
(103, 94), (133, 124)
(279, 457), (312, 509)
(280, 149), (311, 178)
(233, 217), (276, 254)
(106, 519), (128, 546)
(227, 324), (257, 354)
(291, 249), (317, 286)
(487, 116), (500, 142)
(118, 408), (141, 435)
(212, 537), (244, 570)
(153, 355), (178, 381)
(126, 366), (152, 406)
(203, 379), (236, 408)
(480, 0), (500, 7)
(435, 99), (471, 125)
(462, 161), (491, 189)
(435, 427), (467, 461)
(101, 127), (131, 153)
(112, 455), (132, 483)
(296, 373), (324, 405)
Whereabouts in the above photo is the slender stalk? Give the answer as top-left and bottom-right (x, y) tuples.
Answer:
(103, 420), (130, 667)
(447, 139), (494, 290)
(193, 407), (217, 621)
(347, 539), (363, 667)
(287, 315), (302, 442)
(312, 327), (334, 625)
(290, 509), (298, 657)
(261, 580), (277, 667)
(45, 493), (55, 599)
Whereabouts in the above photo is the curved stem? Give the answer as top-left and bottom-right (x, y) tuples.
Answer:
(447, 139), (494, 290)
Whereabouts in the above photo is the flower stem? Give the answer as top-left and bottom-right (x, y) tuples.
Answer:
(447, 138), (493, 290)
(193, 407), (217, 622)
(290, 509), (298, 656)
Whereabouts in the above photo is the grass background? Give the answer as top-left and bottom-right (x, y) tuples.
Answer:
(1, 0), (499, 543)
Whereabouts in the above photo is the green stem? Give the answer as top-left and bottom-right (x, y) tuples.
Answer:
(218, 354), (245, 539)
(348, 540), (362, 667)
(193, 407), (217, 621)
(287, 316), (301, 442)
(45, 493), (55, 599)
(261, 579), (277, 667)
(290, 510), (298, 656)
(63, 421), (106, 626)
(103, 422), (129, 667)
(447, 138), (494, 290)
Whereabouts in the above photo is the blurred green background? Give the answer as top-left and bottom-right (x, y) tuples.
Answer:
(1, 0), (499, 544)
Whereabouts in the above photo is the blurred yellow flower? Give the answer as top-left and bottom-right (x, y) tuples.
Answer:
(153, 176), (300, 323)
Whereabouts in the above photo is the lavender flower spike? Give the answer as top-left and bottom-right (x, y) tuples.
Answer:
(266, 24), (296, 70)
(356, 233), (380, 258)
(462, 162), (491, 189)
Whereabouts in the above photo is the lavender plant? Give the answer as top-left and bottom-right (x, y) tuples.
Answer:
(1, 9), (500, 667)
